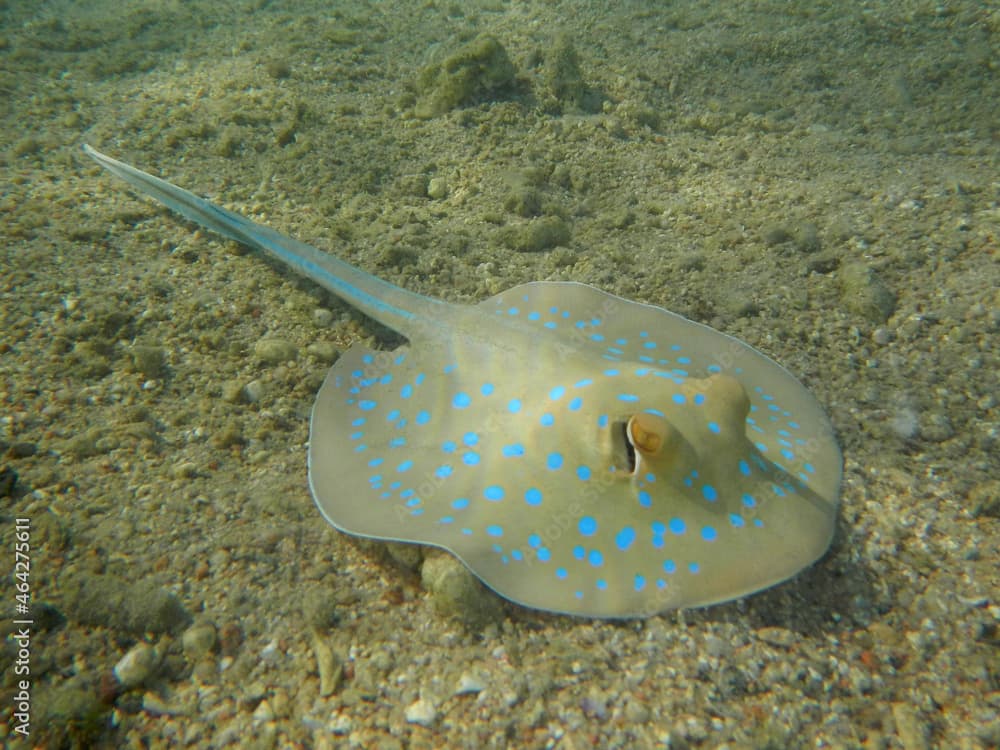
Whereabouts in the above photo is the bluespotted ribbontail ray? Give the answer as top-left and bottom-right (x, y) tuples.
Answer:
(83, 145), (841, 618)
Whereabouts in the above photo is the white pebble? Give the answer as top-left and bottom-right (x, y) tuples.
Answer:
(114, 643), (160, 689)
(454, 671), (486, 695)
(404, 697), (438, 726)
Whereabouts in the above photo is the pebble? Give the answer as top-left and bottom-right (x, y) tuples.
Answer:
(421, 552), (504, 628)
(454, 671), (486, 695)
(254, 337), (298, 364)
(311, 629), (344, 697)
(427, 177), (448, 199)
(181, 621), (218, 661)
(114, 642), (160, 689)
(404, 697), (438, 727)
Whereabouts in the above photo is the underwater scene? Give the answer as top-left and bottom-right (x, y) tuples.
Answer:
(1, 1), (997, 748)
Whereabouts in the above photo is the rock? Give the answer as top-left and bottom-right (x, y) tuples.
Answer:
(131, 345), (167, 378)
(181, 621), (218, 661)
(63, 573), (192, 634)
(500, 216), (571, 253)
(415, 35), (517, 118)
(891, 703), (930, 750)
(839, 262), (895, 324)
(114, 642), (161, 689)
(254, 337), (298, 365)
(421, 552), (504, 628)
(454, 671), (486, 695)
(404, 697), (438, 726)
(311, 629), (344, 697)
(427, 177), (448, 200)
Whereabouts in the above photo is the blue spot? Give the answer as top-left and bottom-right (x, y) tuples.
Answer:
(689, 562), (700, 574)
(508, 399), (521, 413)
(729, 514), (745, 528)
(573, 545), (585, 560)
(742, 493), (757, 508)
(615, 526), (636, 551)
(540, 413), (555, 427)
(575, 379), (593, 388)
(578, 516), (597, 536)
(576, 465), (592, 481)
(453, 392), (471, 409)
(415, 410), (430, 425)
(415, 373), (425, 385)
(397, 460), (413, 473)
(739, 459), (751, 476)
(435, 465), (452, 478)
(511, 549), (523, 561)
(400, 385), (413, 399)
(502, 443), (524, 457)
(638, 491), (651, 508)
(451, 498), (469, 510)
(481, 383), (495, 396)
(525, 488), (543, 506)
(439, 516), (453, 524)
(484, 485), (504, 501)
(528, 534), (541, 548)
(528, 311), (540, 321)
(672, 393), (686, 404)
(663, 560), (676, 574)
(568, 397), (582, 411)
(547, 452), (563, 470)
(707, 364), (721, 373)
(463, 452), (480, 465)
(350, 431), (363, 440)
(537, 547), (551, 562)
(708, 421), (720, 434)
(804, 462), (815, 474)
(390, 437), (406, 448)
(701, 526), (718, 541)
(507, 307), (518, 315)
(701, 485), (718, 502)
(463, 432), (478, 446)
(368, 457), (383, 467)
(597, 414), (609, 428)
(604, 369), (620, 376)
(693, 394), (706, 405)
(781, 449), (794, 460)
(544, 321), (556, 329)
(556, 567), (568, 579)
(596, 578), (608, 590)
(352, 417), (366, 426)
(386, 409), (400, 422)
(380, 374), (393, 385)
(588, 549), (604, 567)
(634, 574), (646, 592)
(362, 355), (373, 364)
(550, 385), (565, 400)
(358, 400), (377, 411)
(590, 333), (604, 342)
(487, 525), (503, 537)
(618, 393), (639, 402)
(442, 440), (456, 453)
(643, 341), (657, 350)
(669, 517), (686, 535)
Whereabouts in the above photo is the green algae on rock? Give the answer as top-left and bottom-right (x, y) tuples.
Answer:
(415, 35), (517, 118)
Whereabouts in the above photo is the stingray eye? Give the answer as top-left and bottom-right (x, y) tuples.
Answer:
(627, 412), (668, 456)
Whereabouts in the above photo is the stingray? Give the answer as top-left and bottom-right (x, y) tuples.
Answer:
(83, 145), (841, 618)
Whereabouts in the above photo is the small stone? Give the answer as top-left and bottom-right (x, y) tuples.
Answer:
(131, 345), (167, 378)
(313, 308), (334, 327)
(181, 621), (218, 661)
(421, 552), (504, 628)
(757, 626), (799, 648)
(454, 671), (486, 695)
(404, 697), (438, 727)
(306, 341), (339, 364)
(427, 177), (448, 200)
(254, 338), (298, 365)
(311, 629), (344, 697)
(839, 262), (895, 324)
(114, 643), (160, 689)
(252, 699), (274, 722)
(243, 379), (265, 403)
